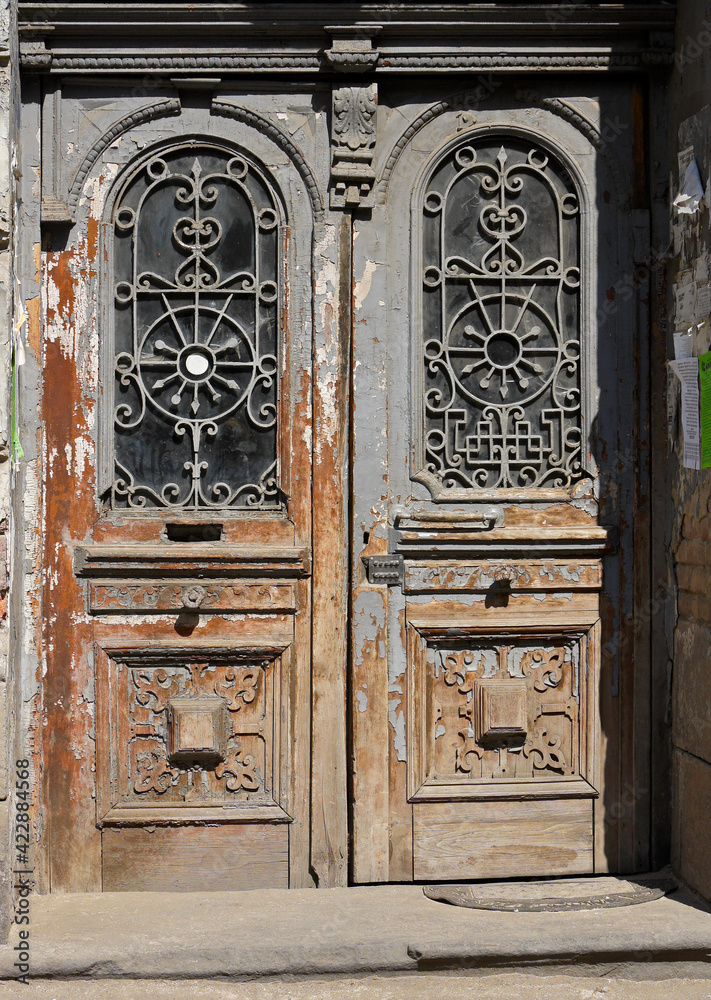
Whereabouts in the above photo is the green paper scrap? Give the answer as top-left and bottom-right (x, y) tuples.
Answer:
(701, 351), (711, 469)
(11, 345), (23, 463)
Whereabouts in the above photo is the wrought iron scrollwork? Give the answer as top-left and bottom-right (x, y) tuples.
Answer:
(420, 137), (583, 492)
(110, 143), (283, 509)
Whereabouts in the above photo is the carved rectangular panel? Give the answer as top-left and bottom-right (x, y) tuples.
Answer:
(407, 623), (598, 801)
(96, 644), (291, 825)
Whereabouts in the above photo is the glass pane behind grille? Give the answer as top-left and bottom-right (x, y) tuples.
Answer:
(110, 144), (281, 510)
(422, 137), (582, 492)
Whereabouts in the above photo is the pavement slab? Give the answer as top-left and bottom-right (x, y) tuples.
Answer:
(0, 975), (711, 1000)
(0, 883), (710, 983)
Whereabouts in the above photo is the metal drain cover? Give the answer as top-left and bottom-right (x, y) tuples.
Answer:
(423, 870), (678, 912)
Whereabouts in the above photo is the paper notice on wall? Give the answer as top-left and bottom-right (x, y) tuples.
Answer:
(670, 357), (701, 469)
(700, 352), (711, 469)
(674, 328), (694, 359)
(697, 284), (711, 321)
(675, 277), (696, 327)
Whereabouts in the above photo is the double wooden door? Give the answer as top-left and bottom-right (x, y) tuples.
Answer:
(35, 77), (649, 891)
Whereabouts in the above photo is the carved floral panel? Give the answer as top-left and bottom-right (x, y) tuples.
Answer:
(409, 631), (589, 798)
(419, 135), (583, 493)
(97, 648), (288, 821)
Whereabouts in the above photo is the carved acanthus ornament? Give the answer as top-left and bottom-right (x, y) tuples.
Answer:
(330, 85), (377, 210)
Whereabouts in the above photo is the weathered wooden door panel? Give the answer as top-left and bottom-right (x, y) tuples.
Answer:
(351, 82), (644, 882)
(35, 72), (650, 889)
(39, 93), (325, 891)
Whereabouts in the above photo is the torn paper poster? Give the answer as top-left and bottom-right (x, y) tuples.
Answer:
(697, 283), (711, 320)
(670, 357), (701, 469)
(674, 149), (705, 215)
(13, 278), (26, 367)
(674, 328), (694, 359)
(700, 351), (711, 469)
(675, 275), (695, 326)
(695, 318), (711, 356)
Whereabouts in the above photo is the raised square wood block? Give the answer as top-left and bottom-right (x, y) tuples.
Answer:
(474, 678), (529, 747)
(166, 695), (228, 767)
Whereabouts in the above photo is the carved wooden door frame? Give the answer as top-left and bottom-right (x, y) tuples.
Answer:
(34, 95), (326, 891)
(349, 85), (653, 882)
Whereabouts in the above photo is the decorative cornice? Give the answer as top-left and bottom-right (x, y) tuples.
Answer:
(378, 51), (674, 71)
(21, 49), (674, 76)
(67, 98), (182, 220)
(324, 25), (380, 73)
(18, 4), (675, 77)
(211, 100), (324, 219)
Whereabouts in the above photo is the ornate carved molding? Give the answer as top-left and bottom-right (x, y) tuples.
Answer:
(19, 39), (51, 69)
(211, 100), (324, 219)
(74, 543), (311, 580)
(330, 84), (377, 210)
(324, 25), (380, 72)
(22, 53), (322, 73)
(20, 51), (673, 77)
(67, 99), (182, 221)
(403, 560), (603, 595)
(88, 581), (296, 614)
(378, 52), (672, 71)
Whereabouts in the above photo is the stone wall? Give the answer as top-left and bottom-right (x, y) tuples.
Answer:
(668, 0), (711, 901)
(0, 0), (13, 944)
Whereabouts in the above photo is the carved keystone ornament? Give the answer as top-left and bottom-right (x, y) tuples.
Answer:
(330, 84), (377, 209)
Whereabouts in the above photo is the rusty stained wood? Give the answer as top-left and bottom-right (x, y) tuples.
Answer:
(349, 201), (408, 883)
(42, 227), (103, 891)
(309, 213), (351, 888)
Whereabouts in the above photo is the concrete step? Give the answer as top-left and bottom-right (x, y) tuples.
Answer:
(0, 882), (710, 984)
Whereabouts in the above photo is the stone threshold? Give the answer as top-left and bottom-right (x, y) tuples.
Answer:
(1, 881), (711, 982)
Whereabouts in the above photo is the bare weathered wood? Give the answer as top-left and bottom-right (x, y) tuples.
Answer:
(413, 799), (594, 881)
(75, 544), (310, 578)
(102, 824), (289, 891)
